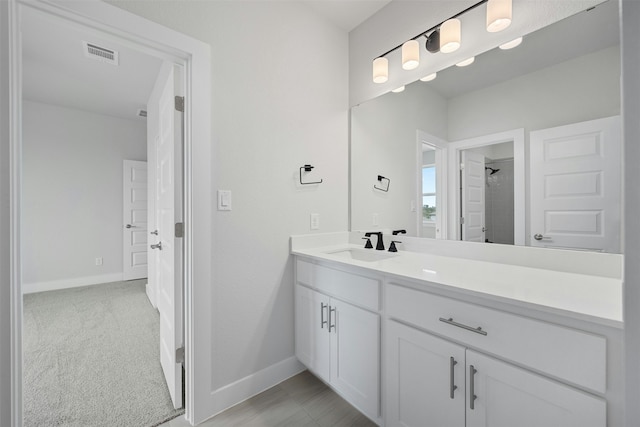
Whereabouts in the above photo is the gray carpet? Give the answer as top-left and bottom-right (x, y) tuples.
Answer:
(23, 279), (184, 427)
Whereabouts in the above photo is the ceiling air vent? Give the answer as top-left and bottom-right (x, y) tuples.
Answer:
(82, 41), (119, 65)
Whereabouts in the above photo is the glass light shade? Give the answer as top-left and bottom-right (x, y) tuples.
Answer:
(372, 57), (389, 83)
(499, 36), (522, 50)
(402, 40), (420, 70)
(440, 19), (461, 53)
(391, 86), (405, 93)
(420, 72), (437, 82)
(487, 0), (512, 32)
(456, 57), (475, 67)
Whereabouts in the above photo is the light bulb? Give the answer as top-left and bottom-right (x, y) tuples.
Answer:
(499, 37), (522, 50)
(420, 73), (437, 82)
(391, 86), (405, 93)
(487, 0), (512, 32)
(372, 57), (388, 83)
(456, 57), (475, 67)
(402, 40), (420, 70)
(440, 19), (461, 53)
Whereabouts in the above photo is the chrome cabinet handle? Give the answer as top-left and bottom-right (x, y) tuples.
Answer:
(439, 317), (487, 336)
(449, 357), (458, 399)
(150, 230), (158, 235)
(533, 233), (551, 241)
(320, 302), (328, 329)
(470, 365), (478, 410)
(328, 306), (336, 333)
(150, 242), (162, 250)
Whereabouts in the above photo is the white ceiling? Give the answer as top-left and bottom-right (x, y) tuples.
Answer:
(21, 6), (163, 121)
(21, 1), (389, 121)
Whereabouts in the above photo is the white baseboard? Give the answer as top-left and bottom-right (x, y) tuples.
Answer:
(205, 356), (305, 420)
(22, 273), (124, 294)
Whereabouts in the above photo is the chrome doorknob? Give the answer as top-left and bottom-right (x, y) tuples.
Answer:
(534, 233), (551, 241)
(150, 242), (163, 250)
(126, 224), (137, 229)
(150, 230), (158, 235)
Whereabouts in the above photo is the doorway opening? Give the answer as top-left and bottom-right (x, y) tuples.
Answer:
(8, 0), (212, 425)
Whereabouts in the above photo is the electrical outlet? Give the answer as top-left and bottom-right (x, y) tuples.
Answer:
(310, 213), (320, 230)
(95, 257), (103, 266)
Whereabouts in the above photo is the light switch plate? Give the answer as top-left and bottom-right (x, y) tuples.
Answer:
(310, 213), (320, 230)
(218, 190), (232, 211)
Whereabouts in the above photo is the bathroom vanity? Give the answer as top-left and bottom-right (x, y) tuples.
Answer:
(291, 232), (623, 427)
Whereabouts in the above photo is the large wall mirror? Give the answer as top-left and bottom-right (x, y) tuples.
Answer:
(350, 0), (621, 253)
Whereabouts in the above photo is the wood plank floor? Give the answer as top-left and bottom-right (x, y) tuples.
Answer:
(162, 370), (377, 427)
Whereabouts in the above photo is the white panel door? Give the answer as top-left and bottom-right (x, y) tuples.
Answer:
(153, 63), (184, 409)
(294, 285), (331, 383)
(330, 298), (380, 420)
(461, 150), (486, 242)
(466, 350), (606, 427)
(386, 320), (465, 427)
(123, 160), (148, 281)
(530, 116), (621, 252)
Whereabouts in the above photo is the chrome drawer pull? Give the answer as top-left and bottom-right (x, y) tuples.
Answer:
(320, 302), (328, 329)
(439, 317), (488, 336)
(328, 306), (336, 332)
(469, 365), (478, 410)
(449, 356), (458, 399)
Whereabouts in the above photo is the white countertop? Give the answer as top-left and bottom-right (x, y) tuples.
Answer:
(292, 240), (623, 328)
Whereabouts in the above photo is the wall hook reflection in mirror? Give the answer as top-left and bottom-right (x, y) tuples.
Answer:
(299, 164), (323, 185)
(374, 175), (390, 192)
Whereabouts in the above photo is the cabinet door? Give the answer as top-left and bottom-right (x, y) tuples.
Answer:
(466, 350), (606, 427)
(386, 320), (465, 427)
(294, 284), (330, 382)
(330, 298), (380, 420)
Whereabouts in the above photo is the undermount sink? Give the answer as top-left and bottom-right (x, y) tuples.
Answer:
(327, 248), (397, 262)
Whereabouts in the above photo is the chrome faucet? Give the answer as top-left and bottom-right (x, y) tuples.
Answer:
(364, 232), (385, 250)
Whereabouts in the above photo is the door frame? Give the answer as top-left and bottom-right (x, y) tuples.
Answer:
(447, 129), (526, 245)
(416, 130), (448, 239)
(7, 0), (213, 425)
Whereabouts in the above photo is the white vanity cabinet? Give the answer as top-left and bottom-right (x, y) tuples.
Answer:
(294, 260), (381, 422)
(386, 283), (607, 427)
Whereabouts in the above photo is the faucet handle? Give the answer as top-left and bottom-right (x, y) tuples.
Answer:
(392, 229), (407, 235)
(389, 240), (402, 252)
(362, 237), (373, 249)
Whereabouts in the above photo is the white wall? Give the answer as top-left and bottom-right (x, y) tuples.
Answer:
(351, 82), (446, 235)
(106, 0), (349, 418)
(21, 101), (146, 292)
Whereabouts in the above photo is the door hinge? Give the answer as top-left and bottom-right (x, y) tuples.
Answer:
(460, 217), (465, 224)
(175, 96), (185, 112)
(175, 222), (184, 238)
(460, 162), (465, 170)
(176, 346), (185, 364)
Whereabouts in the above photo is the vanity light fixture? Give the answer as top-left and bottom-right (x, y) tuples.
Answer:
(420, 72), (438, 82)
(401, 40), (420, 70)
(499, 36), (523, 50)
(486, 0), (512, 32)
(391, 86), (405, 93)
(456, 57), (475, 67)
(371, 0), (513, 83)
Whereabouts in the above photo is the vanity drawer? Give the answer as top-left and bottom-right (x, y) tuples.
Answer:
(296, 259), (380, 311)
(387, 283), (606, 393)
